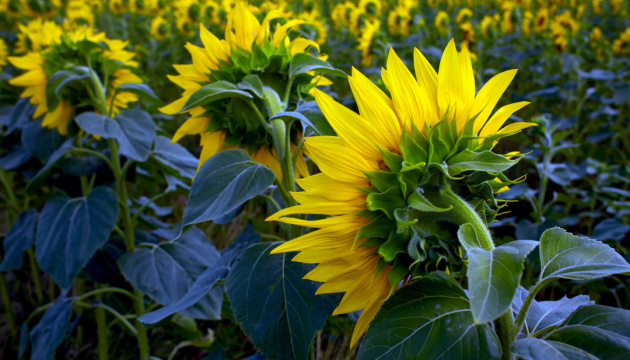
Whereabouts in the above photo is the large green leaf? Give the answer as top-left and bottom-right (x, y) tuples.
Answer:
(357, 272), (501, 360)
(177, 149), (275, 238)
(116, 83), (162, 104)
(45, 67), (90, 111)
(139, 224), (260, 324)
(543, 305), (630, 359)
(75, 109), (156, 161)
(35, 187), (118, 291)
(539, 227), (630, 281)
(150, 136), (198, 179)
(446, 150), (518, 176)
(25, 139), (74, 194)
(119, 227), (223, 320)
(289, 53), (347, 79)
(177, 81), (253, 113)
(29, 294), (72, 360)
(511, 286), (593, 335)
(467, 240), (538, 323)
(226, 242), (337, 360)
(0, 209), (38, 272)
(512, 337), (599, 360)
(293, 100), (336, 137)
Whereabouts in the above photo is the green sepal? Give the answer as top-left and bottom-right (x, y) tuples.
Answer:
(237, 75), (264, 98)
(407, 231), (428, 266)
(250, 42), (269, 71)
(446, 150), (519, 176)
(378, 228), (411, 262)
(475, 129), (521, 152)
(373, 258), (390, 281)
(410, 122), (429, 152)
(468, 182), (497, 207)
(428, 121), (450, 164)
(394, 208), (418, 230)
(355, 214), (394, 247)
(360, 237), (387, 248)
(366, 188), (406, 219)
(377, 145), (403, 173)
(400, 131), (427, 165)
(397, 162), (425, 196)
(407, 189), (453, 212)
(388, 257), (411, 294)
(364, 170), (399, 193)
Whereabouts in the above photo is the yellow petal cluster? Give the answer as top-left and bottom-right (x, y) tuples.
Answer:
(267, 40), (534, 347)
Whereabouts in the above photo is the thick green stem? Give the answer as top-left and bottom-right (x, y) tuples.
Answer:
(27, 249), (44, 303)
(438, 186), (494, 251)
(0, 273), (17, 336)
(108, 139), (150, 360)
(95, 304), (109, 360)
(496, 311), (516, 360)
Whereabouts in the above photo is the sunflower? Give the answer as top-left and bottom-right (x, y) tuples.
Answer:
(150, 15), (171, 40)
(267, 40), (535, 347)
(387, 5), (411, 37)
(20, 0), (61, 18)
(0, 38), (8, 72)
(434, 10), (449, 34)
(160, 0), (320, 176)
(14, 18), (63, 54)
(8, 29), (141, 135)
(357, 19), (380, 67)
(64, 0), (95, 30)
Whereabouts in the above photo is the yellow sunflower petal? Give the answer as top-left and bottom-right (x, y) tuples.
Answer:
(480, 101), (530, 137)
(304, 136), (378, 185)
(470, 69), (518, 135)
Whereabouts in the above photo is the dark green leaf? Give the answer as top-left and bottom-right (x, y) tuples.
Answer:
(512, 337), (600, 360)
(458, 223), (482, 250)
(35, 187), (118, 290)
(75, 109), (156, 161)
(592, 218), (630, 242)
(119, 227), (223, 320)
(544, 305), (630, 359)
(29, 295), (72, 360)
(151, 136), (198, 179)
(0, 146), (31, 170)
(357, 272), (501, 360)
(289, 53), (347, 79)
(447, 150), (518, 176)
(237, 75), (264, 98)
(467, 240), (538, 323)
(226, 242), (337, 360)
(407, 190), (452, 212)
(45, 68), (90, 111)
(0, 209), (38, 272)
(539, 227), (630, 281)
(294, 100), (336, 137)
(177, 82), (252, 113)
(177, 150), (275, 238)
(117, 83), (162, 103)
(25, 139), (74, 194)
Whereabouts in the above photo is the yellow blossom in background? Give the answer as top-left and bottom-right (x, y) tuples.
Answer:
(460, 22), (475, 48)
(358, 19), (380, 66)
(268, 40), (533, 347)
(359, 0), (381, 19)
(21, 0), (61, 18)
(590, 26), (602, 42)
(160, 1), (318, 175)
(14, 19), (63, 54)
(522, 10), (533, 36)
(150, 15), (171, 40)
(387, 5), (411, 36)
(534, 7), (549, 32)
(0, 38), (7, 72)
(613, 27), (630, 54)
(592, 0), (602, 14)
(8, 29), (142, 135)
(456, 7), (473, 24)
(480, 15), (496, 37)
(435, 10), (449, 33)
(109, 0), (128, 14)
(64, 0), (95, 30)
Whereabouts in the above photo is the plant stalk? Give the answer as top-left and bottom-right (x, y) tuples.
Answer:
(95, 284), (109, 360)
(27, 249), (44, 303)
(0, 273), (17, 336)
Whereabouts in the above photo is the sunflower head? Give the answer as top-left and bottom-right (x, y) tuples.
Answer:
(161, 1), (331, 174)
(268, 40), (535, 346)
(8, 29), (142, 135)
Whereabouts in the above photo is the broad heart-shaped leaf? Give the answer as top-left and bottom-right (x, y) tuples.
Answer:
(542, 305), (630, 359)
(289, 53), (347, 79)
(119, 227), (223, 320)
(139, 223), (260, 324)
(512, 337), (601, 360)
(116, 83), (162, 103)
(177, 149), (275, 239)
(29, 294), (72, 360)
(0, 145), (31, 170)
(177, 81), (253, 113)
(511, 286), (594, 336)
(226, 242), (337, 360)
(150, 136), (198, 179)
(539, 227), (630, 281)
(446, 150), (518, 176)
(467, 240), (539, 323)
(293, 100), (336, 137)
(357, 272), (501, 360)
(0, 209), (38, 272)
(45, 67), (90, 111)
(35, 187), (118, 291)
(25, 139), (74, 194)
(75, 109), (156, 161)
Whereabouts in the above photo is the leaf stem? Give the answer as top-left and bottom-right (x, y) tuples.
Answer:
(27, 249), (44, 303)
(0, 273), (17, 336)
(514, 279), (550, 338)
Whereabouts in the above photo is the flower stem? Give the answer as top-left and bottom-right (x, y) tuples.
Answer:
(27, 249), (44, 303)
(108, 138), (150, 360)
(0, 273), (17, 336)
(95, 302), (109, 360)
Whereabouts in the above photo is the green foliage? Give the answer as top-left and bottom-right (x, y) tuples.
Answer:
(0, 209), (37, 271)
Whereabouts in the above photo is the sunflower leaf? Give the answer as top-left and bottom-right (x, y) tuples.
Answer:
(177, 81), (253, 113)
(357, 272), (501, 360)
(289, 53), (347, 80)
(446, 150), (518, 176)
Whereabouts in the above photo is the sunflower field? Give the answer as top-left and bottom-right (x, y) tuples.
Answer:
(1, 0), (630, 359)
